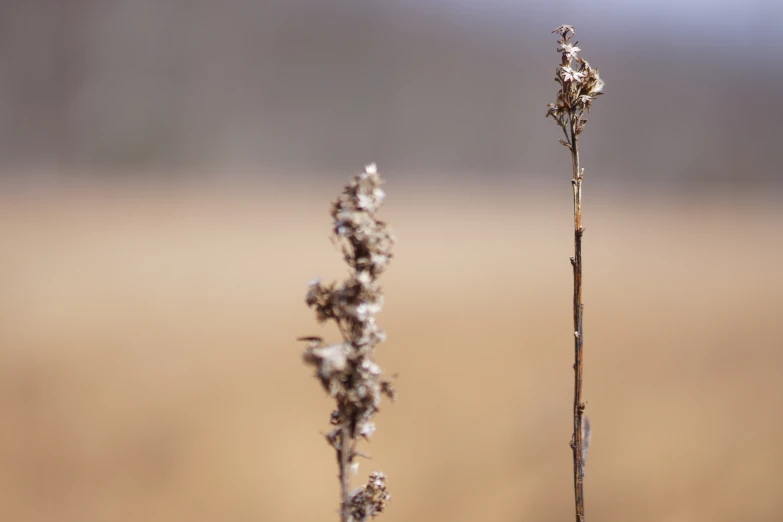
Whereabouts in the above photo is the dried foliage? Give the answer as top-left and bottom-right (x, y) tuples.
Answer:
(546, 25), (604, 522)
(546, 25), (604, 141)
(300, 164), (396, 522)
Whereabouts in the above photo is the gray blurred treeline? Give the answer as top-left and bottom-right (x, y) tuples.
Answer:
(0, 0), (779, 188)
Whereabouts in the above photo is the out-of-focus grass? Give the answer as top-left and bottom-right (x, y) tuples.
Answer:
(0, 183), (780, 522)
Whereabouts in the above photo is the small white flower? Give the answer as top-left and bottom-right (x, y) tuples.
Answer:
(558, 43), (581, 59)
(356, 384), (367, 398)
(311, 344), (347, 373)
(592, 76), (605, 94)
(371, 253), (390, 270)
(356, 270), (372, 285)
(361, 359), (382, 376)
(359, 421), (376, 438)
(353, 301), (381, 321)
(560, 66), (585, 82)
(365, 163), (378, 175)
(354, 303), (370, 321)
(356, 193), (375, 210)
(369, 471), (385, 486)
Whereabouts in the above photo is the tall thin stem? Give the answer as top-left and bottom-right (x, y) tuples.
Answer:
(338, 426), (352, 522)
(568, 120), (586, 522)
(333, 319), (352, 522)
(547, 24), (602, 522)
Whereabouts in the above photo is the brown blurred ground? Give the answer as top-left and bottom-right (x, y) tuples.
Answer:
(0, 182), (780, 522)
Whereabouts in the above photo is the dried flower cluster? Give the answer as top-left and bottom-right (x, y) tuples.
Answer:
(546, 25), (604, 143)
(300, 163), (396, 522)
(348, 472), (391, 520)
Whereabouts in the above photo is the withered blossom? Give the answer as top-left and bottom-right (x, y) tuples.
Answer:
(547, 25), (605, 137)
(348, 472), (391, 521)
(300, 164), (396, 522)
(561, 66), (586, 83)
(558, 43), (581, 60)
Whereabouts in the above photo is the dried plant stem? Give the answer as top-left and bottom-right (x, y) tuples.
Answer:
(338, 428), (351, 522)
(546, 25), (603, 522)
(568, 119), (586, 522)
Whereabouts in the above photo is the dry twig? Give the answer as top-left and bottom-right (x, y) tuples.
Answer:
(546, 24), (604, 522)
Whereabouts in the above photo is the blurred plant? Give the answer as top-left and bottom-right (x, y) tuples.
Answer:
(299, 164), (396, 522)
(546, 24), (604, 522)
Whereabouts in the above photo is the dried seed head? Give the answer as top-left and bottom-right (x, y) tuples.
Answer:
(552, 25), (576, 42)
(546, 25), (604, 136)
(349, 472), (391, 521)
(302, 342), (348, 396)
(301, 164), (396, 519)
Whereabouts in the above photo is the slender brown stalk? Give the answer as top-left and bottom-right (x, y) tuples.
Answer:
(568, 118), (586, 522)
(546, 25), (604, 522)
(338, 427), (351, 521)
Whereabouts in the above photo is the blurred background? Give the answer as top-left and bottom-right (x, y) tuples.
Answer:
(1, 1), (781, 521)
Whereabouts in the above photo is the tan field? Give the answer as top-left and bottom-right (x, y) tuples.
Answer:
(0, 182), (780, 522)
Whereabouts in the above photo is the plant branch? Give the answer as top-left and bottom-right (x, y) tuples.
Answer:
(547, 25), (603, 522)
(569, 120), (586, 522)
(338, 425), (353, 522)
